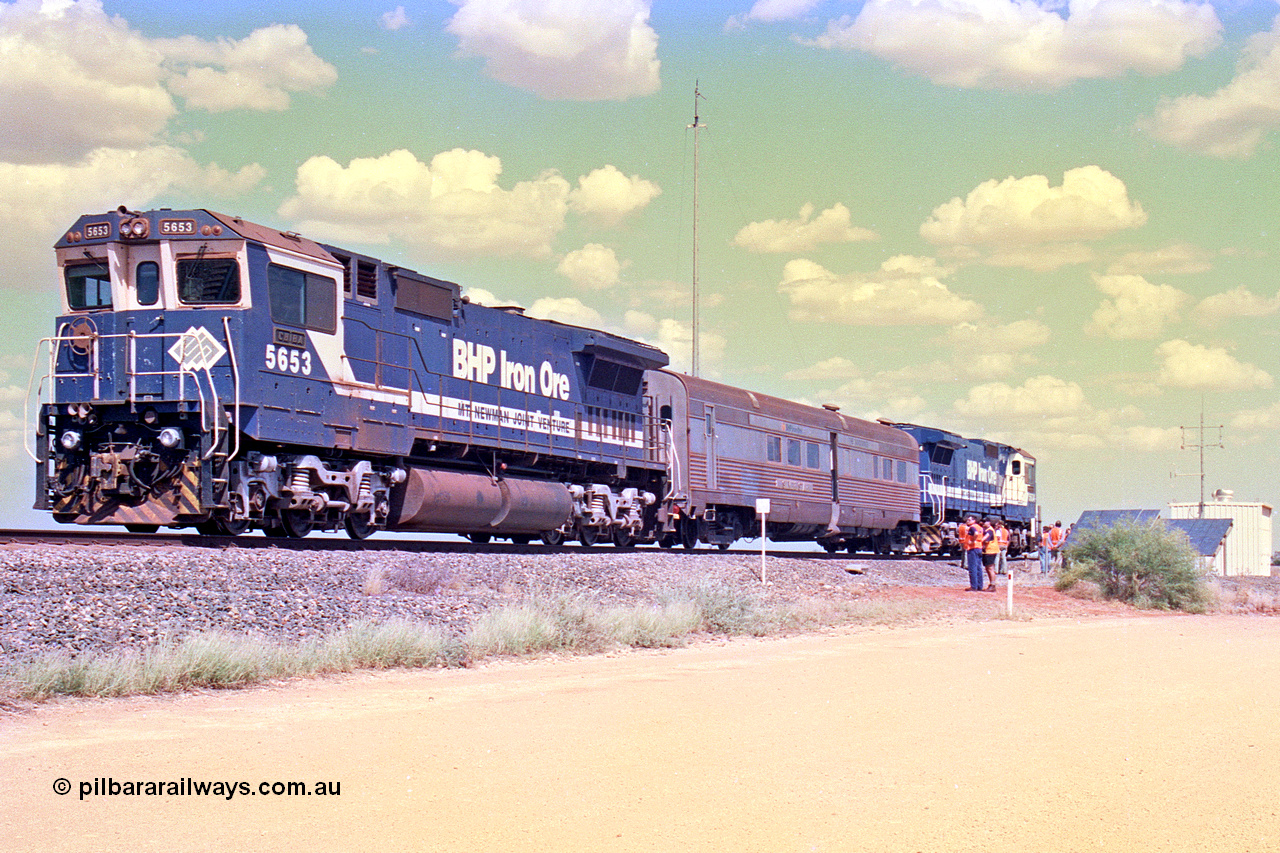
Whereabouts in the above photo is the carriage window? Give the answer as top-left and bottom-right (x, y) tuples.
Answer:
(897, 460), (908, 483)
(806, 442), (821, 469)
(136, 262), (159, 306)
(766, 435), (782, 463)
(177, 257), (240, 304)
(65, 261), (111, 310)
(268, 264), (336, 333)
(787, 439), (802, 467)
(1011, 460), (1021, 476)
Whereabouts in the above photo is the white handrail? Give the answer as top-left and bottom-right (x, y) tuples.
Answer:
(25, 327), (235, 464)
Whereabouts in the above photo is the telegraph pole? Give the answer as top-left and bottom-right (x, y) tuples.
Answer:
(1179, 400), (1224, 518)
(688, 82), (705, 378)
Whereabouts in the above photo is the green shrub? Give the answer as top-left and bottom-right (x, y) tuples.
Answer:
(1057, 520), (1212, 612)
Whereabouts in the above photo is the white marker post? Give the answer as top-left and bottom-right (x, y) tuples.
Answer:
(756, 498), (771, 584)
(1007, 560), (1014, 616)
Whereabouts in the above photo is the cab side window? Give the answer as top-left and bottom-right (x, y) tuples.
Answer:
(268, 264), (337, 334)
(65, 261), (111, 310)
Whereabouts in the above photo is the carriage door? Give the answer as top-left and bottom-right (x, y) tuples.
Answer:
(704, 405), (716, 490)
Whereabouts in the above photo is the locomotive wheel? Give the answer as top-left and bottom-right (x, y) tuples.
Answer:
(658, 534), (676, 549)
(540, 528), (565, 547)
(679, 519), (698, 550)
(345, 513), (375, 540)
(467, 533), (492, 545)
(220, 517), (250, 537)
(510, 535), (532, 545)
(197, 517), (250, 537)
(279, 509), (314, 539)
(577, 523), (599, 547)
(610, 527), (635, 549)
(125, 524), (159, 534)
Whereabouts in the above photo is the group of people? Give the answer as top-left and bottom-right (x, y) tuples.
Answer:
(958, 516), (1010, 592)
(1038, 521), (1067, 575)
(958, 517), (1067, 591)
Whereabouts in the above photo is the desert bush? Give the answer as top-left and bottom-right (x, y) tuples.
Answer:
(1057, 520), (1212, 612)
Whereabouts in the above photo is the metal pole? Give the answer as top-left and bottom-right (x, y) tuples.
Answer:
(688, 82), (705, 378)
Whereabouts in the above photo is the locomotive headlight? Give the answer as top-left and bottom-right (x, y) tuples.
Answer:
(130, 219), (148, 237)
(59, 430), (82, 451)
(157, 427), (182, 449)
(142, 408), (158, 425)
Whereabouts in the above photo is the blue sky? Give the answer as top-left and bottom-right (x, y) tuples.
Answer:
(1, 0), (1278, 541)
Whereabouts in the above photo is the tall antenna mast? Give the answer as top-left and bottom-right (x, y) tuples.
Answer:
(688, 81), (706, 377)
(1179, 397), (1224, 518)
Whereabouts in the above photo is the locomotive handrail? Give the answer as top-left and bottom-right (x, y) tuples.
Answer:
(221, 316), (241, 462)
(24, 327), (231, 462)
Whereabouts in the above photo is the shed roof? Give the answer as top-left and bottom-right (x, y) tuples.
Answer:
(1071, 510), (1233, 558)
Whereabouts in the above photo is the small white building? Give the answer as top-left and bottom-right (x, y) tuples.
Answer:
(1169, 490), (1274, 577)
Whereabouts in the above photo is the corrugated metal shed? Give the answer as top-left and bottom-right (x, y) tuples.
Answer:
(1169, 495), (1273, 576)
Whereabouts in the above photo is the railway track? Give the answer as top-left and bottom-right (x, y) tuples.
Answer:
(0, 528), (876, 560)
(0, 529), (1015, 565)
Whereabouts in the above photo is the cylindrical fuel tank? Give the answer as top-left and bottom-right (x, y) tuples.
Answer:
(389, 468), (572, 535)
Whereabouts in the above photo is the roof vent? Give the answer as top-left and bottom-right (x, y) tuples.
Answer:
(822, 403), (841, 412)
(1213, 489), (1234, 502)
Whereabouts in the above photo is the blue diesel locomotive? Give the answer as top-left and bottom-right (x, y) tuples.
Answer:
(32, 207), (668, 544)
(889, 423), (1038, 554)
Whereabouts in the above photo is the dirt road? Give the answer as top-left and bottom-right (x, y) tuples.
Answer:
(5, 614), (1280, 852)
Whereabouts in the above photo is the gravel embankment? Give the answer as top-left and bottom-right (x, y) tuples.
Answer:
(0, 543), (1061, 659)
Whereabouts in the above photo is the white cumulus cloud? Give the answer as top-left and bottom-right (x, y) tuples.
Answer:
(732, 203), (878, 253)
(0, 0), (336, 159)
(1086, 273), (1190, 340)
(568, 165), (661, 225)
(278, 148), (572, 258)
(447, 0), (660, 101)
(953, 374), (1089, 421)
(0, 0), (174, 163)
(921, 166), (1147, 252)
(803, 0), (1221, 91)
(778, 255), (982, 325)
(158, 24), (337, 112)
(1141, 14), (1280, 158)
(1195, 285), (1280, 325)
(1156, 339), (1273, 391)
(557, 243), (624, 290)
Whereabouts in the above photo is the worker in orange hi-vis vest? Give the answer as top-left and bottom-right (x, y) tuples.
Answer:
(960, 516), (984, 591)
(1047, 521), (1066, 568)
(995, 520), (1011, 576)
(981, 520), (1000, 590)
